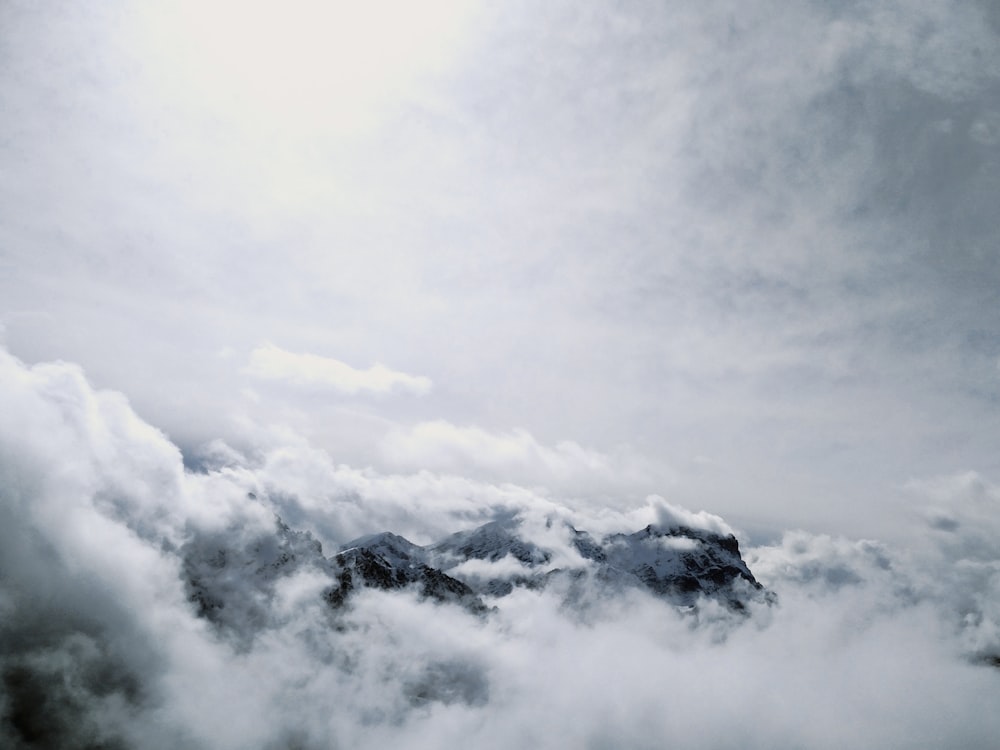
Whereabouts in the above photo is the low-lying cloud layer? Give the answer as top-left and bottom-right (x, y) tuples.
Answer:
(2, 348), (998, 749)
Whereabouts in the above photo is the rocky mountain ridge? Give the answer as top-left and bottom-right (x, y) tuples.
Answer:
(183, 511), (771, 642)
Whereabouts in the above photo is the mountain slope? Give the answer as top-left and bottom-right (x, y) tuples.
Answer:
(181, 511), (772, 644)
(328, 532), (488, 613)
(601, 523), (764, 607)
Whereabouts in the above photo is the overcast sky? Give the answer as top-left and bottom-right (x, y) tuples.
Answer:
(3, 2), (1000, 748)
(3, 0), (1000, 540)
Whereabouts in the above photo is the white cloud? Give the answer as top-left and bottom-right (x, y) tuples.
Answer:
(245, 343), (432, 396)
(382, 420), (607, 473)
(2, 346), (1000, 749)
(4, 0), (1000, 741)
(3, 0), (1000, 545)
(380, 419), (660, 495)
(445, 554), (535, 581)
(651, 496), (734, 537)
(901, 472), (1000, 660)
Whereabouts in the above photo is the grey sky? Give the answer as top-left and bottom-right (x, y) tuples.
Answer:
(4, 5), (1000, 746)
(2, 0), (1000, 540)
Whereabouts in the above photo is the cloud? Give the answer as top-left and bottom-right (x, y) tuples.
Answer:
(651, 497), (734, 537)
(245, 343), (432, 396)
(3, 0), (1000, 546)
(2, 346), (1000, 749)
(381, 419), (608, 474)
(380, 420), (661, 495)
(747, 472), (1000, 667)
(4, 0), (1000, 744)
(901, 472), (1000, 661)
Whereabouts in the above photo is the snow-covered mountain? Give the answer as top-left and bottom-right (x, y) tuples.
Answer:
(182, 509), (770, 640)
(600, 523), (765, 608)
(329, 532), (488, 613)
(430, 517), (553, 568)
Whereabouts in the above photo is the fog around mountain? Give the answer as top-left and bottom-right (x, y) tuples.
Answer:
(3, 0), (1000, 746)
(1, 348), (998, 749)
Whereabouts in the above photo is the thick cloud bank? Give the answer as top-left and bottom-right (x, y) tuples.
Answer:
(1, 348), (998, 749)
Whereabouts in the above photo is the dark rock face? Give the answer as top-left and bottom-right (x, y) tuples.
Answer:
(570, 528), (607, 563)
(181, 518), (336, 646)
(425, 519), (769, 610)
(1, 641), (140, 750)
(430, 518), (552, 567)
(600, 524), (764, 607)
(327, 544), (488, 614)
(181, 514), (771, 639)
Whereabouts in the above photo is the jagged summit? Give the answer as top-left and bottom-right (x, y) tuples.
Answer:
(602, 524), (761, 606)
(330, 533), (487, 613)
(182, 511), (771, 641)
(430, 517), (552, 569)
(340, 531), (427, 570)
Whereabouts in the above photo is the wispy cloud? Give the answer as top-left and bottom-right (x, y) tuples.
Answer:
(380, 419), (661, 494)
(245, 343), (432, 396)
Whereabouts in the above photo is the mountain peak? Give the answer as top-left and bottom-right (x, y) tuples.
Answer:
(183, 511), (770, 640)
(332, 532), (488, 613)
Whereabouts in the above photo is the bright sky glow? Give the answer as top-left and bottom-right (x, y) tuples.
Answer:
(2, 3), (1000, 746)
(135, 0), (479, 133)
(2, 0), (1000, 538)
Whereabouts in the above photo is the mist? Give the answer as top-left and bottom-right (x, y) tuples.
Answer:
(1, 348), (998, 749)
(3, 1), (1000, 746)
